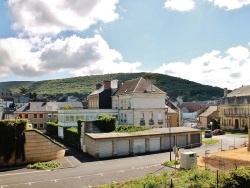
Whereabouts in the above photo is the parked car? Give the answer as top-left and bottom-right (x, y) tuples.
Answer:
(213, 129), (225, 135)
(204, 130), (213, 138)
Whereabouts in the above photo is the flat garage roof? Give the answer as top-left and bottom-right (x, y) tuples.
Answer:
(86, 127), (201, 139)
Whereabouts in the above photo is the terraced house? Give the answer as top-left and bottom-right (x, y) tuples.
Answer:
(219, 86), (250, 131)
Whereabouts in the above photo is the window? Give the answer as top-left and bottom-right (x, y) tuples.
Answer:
(34, 114), (37, 118)
(33, 124), (38, 128)
(140, 113), (145, 125)
(48, 114), (52, 118)
(39, 124), (44, 128)
(121, 101), (123, 109)
(25, 114), (28, 118)
(124, 114), (127, 123)
(66, 116), (70, 122)
(39, 114), (43, 118)
(121, 113), (123, 122)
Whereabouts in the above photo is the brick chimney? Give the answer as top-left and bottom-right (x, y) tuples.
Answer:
(224, 88), (228, 97)
(103, 81), (111, 89)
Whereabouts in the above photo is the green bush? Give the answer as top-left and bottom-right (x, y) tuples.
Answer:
(46, 122), (58, 136)
(114, 125), (151, 132)
(27, 161), (60, 170)
(63, 127), (78, 146)
(221, 166), (250, 188)
(94, 114), (116, 132)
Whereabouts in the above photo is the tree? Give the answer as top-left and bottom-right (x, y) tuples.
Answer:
(19, 87), (27, 94)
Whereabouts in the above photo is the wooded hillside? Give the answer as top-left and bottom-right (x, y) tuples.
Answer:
(0, 72), (224, 101)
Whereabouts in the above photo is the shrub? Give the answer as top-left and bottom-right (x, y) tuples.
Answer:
(46, 122), (58, 137)
(63, 127), (78, 146)
(221, 166), (250, 187)
(93, 114), (116, 132)
(27, 161), (60, 170)
(114, 125), (150, 132)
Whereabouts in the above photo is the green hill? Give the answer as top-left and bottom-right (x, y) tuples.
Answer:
(0, 72), (224, 101)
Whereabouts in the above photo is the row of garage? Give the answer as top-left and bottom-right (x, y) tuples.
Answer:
(82, 127), (202, 158)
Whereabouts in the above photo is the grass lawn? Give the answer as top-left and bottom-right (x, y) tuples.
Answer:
(202, 139), (219, 145)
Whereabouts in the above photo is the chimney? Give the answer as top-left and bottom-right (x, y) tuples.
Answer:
(145, 78), (153, 93)
(117, 80), (123, 88)
(96, 83), (102, 90)
(103, 80), (111, 89)
(224, 88), (228, 97)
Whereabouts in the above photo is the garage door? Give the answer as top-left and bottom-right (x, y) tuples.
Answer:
(191, 134), (201, 146)
(99, 141), (113, 158)
(149, 138), (160, 152)
(165, 136), (175, 150)
(133, 139), (146, 154)
(177, 135), (188, 148)
(117, 140), (130, 156)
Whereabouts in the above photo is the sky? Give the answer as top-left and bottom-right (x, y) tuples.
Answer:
(0, 0), (250, 90)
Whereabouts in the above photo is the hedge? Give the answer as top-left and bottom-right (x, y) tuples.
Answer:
(0, 119), (27, 163)
(46, 122), (58, 137)
(63, 127), (78, 147)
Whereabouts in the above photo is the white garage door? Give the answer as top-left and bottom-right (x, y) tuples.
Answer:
(177, 135), (188, 148)
(133, 139), (146, 154)
(117, 140), (130, 156)
(165, 136), (175, 150)
(149, 138), (160, 152)
(99, 141), (113, 158)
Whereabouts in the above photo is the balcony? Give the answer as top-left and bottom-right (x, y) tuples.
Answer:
(158, 119), (163, 125)
(140, 119), (145, 126)
(149, 119), (154, 125)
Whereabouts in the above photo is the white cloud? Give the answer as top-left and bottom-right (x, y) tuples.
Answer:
(8, 0), (119, 36)
(0, 35), (142, 79)
(208, 0), (250, 10)
(164, 0), (195, 12)
(154, 46), (250, 90)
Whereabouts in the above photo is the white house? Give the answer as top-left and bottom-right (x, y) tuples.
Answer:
(112, 77), (166, 127)
(57, 109), (118, 137)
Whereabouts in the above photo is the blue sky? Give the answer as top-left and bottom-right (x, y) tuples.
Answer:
(0, 0), (250, 90)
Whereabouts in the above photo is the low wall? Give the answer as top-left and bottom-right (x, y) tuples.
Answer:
(0, 130), (66, 167)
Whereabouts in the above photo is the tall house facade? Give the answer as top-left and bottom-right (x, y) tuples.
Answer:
(220, 87), (250, 131)
(88, 80), (121, 109)
(112, 77), (166, 128)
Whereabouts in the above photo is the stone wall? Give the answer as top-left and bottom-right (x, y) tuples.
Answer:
(0, 130), (66, 167)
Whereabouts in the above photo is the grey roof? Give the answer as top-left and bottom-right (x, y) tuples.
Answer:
(227, 85), (250, 97)
(86, 127), (201, 139)
(114, 77), (165, 96)
(199, 106), (218, 117)
(16, 102), (83, 112)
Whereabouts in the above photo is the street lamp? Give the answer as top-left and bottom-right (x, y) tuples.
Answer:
(168, 114), (172, 161)
(210, 121), (213, 141)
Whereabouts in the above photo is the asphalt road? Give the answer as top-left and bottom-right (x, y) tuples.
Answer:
(0, 133), (248, 188)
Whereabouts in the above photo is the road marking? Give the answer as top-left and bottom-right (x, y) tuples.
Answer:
(0, 170), (49, 177)
(65, 157), (74, 167)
